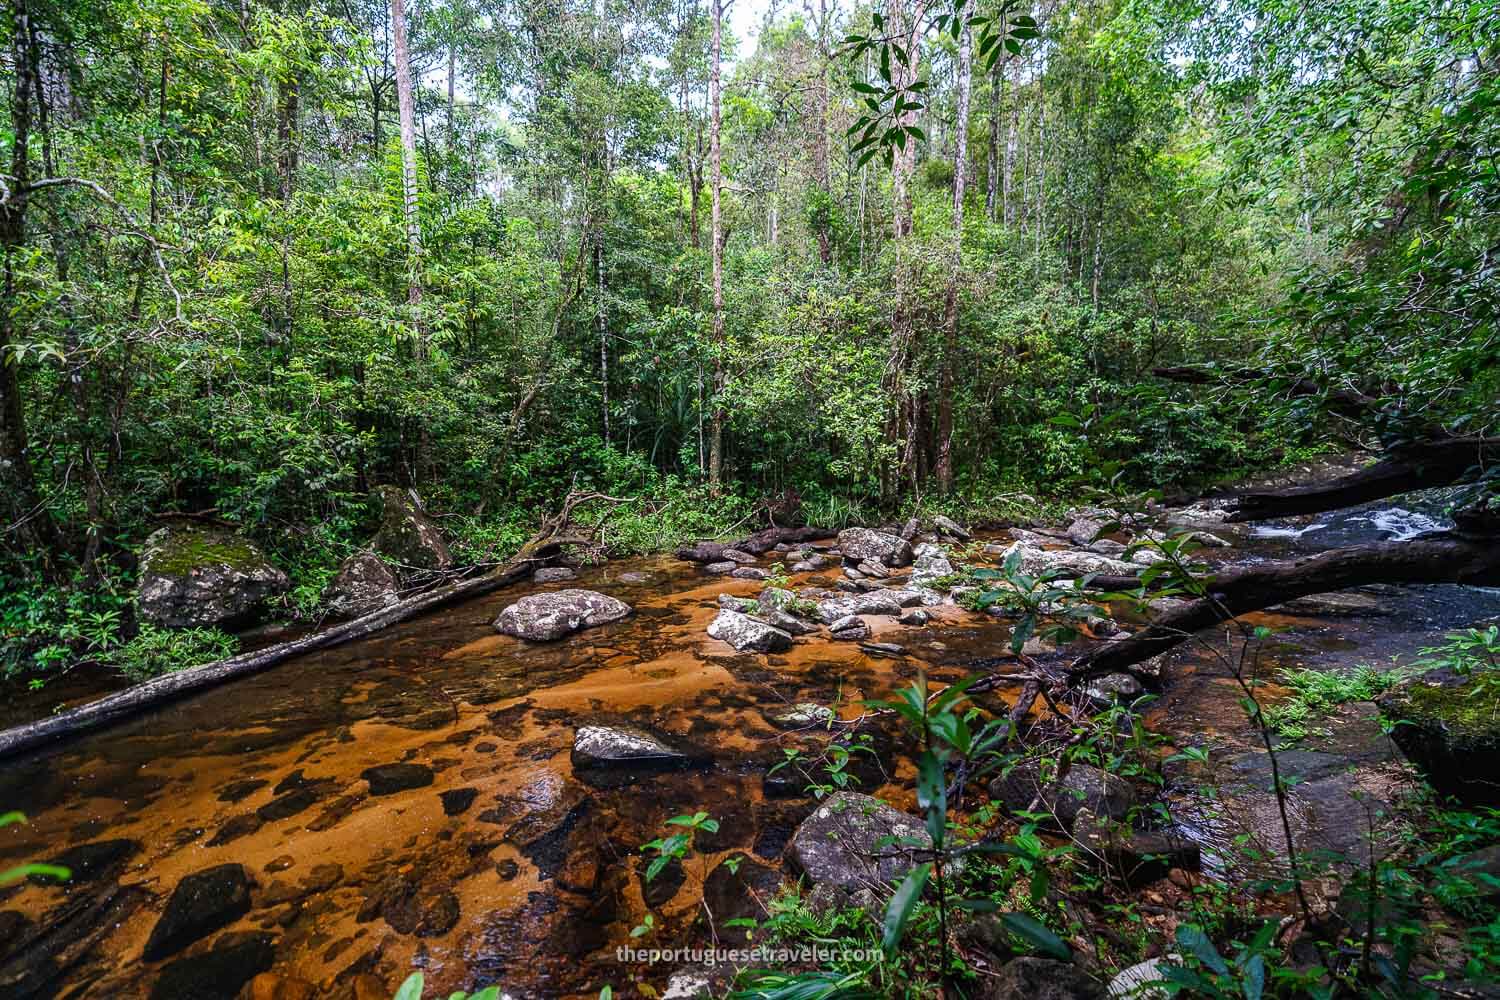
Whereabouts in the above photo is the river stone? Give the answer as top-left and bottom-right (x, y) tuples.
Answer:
(571, 725), (702, 773)
(370, 485), (453, 570)
(990, 761), (1137, 830)
(322, 550), (398, 618)
(787, 792), (934, 888)
(718, 594), (759, 611)
(720, 548), (756, 564)
(144, 863), (254, 961)
(899, 609), (930, 626)
(999, 541), (1138, 579)
(857, 559), (891, 578)
(700, 854), (783, 942)
(815, 589), (920, 623)
(1108, 959), (1172, 999)
(707, 609), (794, 653)
(1066, 516), (1109, 546)
(494, 589), (632, 641)
(533, 566), (577, 583)
(790, 553), (828, 572)
(860, 642), (905, 657)
(678, 541), (728, 563)
(829, 615), (871, 641)
(979, 957), (1104, 1000)
(1380, 669), (1500, 806)
(705, 561), (738, 575)
(1072, 807), (1200, 887)
(766, 703), (834, 729)
(933, 515), (971, 541)
(42, 838), (141, 885)
(837, 527), (913, 568)
(137, 526), (289, 629)
(362, 763), (434, 795)
(1083, 673), (1144, 702)
(1088, 538), (1128, 556)
(911, 542), (955, 592)
(731, 566), (770, 580)
(1280, 590), (1388, 617)
(149, 931), (276, 1000)
(765, 610), (817, 636)
(440, 788), (479, 816)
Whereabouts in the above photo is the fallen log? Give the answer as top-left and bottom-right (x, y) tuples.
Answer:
(1069, 528), (1500, 681)
(0, 513), (597, 761)
(1226, 436), (1497, 521)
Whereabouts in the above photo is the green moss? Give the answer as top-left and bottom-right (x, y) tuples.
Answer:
(148, 530), (265, 577)
(1402, 679), (1500, 743)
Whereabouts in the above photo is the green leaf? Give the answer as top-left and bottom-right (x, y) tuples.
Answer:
(1177, 924), (1229, 976)
(998, 912), (1071, 960)
(394, 973), (425, 1000)
(881, 863), (932, 954)
(1241, 954), (1266, 1000)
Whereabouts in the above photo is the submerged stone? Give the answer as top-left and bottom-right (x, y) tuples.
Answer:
(144, 863), (253, 961)
(149, 931), (276, 1000)
(361, 763), (434, 796)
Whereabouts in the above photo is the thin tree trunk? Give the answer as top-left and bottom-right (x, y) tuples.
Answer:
(986, 57), (1002, 221)
(936, 13), (972, 493)
(707, 0), (725, 488)
(390, 0), (423, 327)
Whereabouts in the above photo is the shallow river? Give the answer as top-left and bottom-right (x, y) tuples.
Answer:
(1, 504), (1495, 999)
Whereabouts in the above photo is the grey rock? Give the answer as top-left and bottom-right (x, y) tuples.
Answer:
(718, 594), (759, 611)
(677, 541), (729, 563)
(898, 610), (930, 626)
(790, 553), (828, 573)
(1066, 516), (1109, 547)
(494, 589), (632, 641)
(533, 566), (577, 583)
(860, 642), (905, 657)
(837, 527), (913, 568)
(137, 526), (289, 629)
(1088, 538), (1128, 556)
(370, 485), (453, 570)
(900, 517), (921, 540)
(571, 725), (704, 778)
(856, 560), (890, 579)
(1279, 590), (1388, 617)
(720, 548), (757, 564)
(731, 567), (770, 580)
(788, 792), (935, 888)
(933, 515), (971, 541)
(843, 566), (865, 581)
(705, 561), (738, 574)
(707, 609), (794, 653)
(816, 589), (922, 623)
(1108, 959), (1172, 999)
(322, 550), (398, 618)
(1083, 673), (1144, 702)
(910, 542), (956, 591)
(978, 957), (1104, 1000)
(765, 610), (817, 636)
(999, 541), (1137, 578)
(766, 703), (834, 728)
(829, 616), (871, 641)
(143, 864), (253, 961)
(990, 760), (1137, 829)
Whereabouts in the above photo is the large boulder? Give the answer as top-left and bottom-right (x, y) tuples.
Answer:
(494, 589), (632, 642)
(999, 542), (1137, 579)
(321, 550), (398, 618)
(1380, 669), (1500, 807)
(143, 864), (253, 961)
(706, 609), (794, 653)
(910, 543), (956, 594)
(815, 589), (923, 623)
(137, 526), (289, 629)
(837, 528), (913, 568)
(370, 485), (452, 570)
(933, 515), (971, 542)
(989, 761), (1137, 830)
(787, 792), (934, 889)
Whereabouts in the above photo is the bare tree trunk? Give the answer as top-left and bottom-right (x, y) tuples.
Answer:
(390, 0), (423, 327)
(597, 238), (610, 445)
(935, 13), (972, 493)
(986, 57), (1002, 221)
(707, 0), (725, 488)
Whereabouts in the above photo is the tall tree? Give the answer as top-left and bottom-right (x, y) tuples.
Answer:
(706, 0), (725, 487)
(935, 8), (973, 492)
(390, 0), (423, 324)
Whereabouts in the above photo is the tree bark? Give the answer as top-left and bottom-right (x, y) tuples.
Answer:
(1070, 529), (1500, 681)
(707, 0), (725, 488)
(390, 0), (423, 322)
(1227, 437), (1497, 522)
(935, 13), (972, 493)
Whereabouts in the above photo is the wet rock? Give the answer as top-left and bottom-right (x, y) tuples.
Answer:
(677, 541), (730, 563)
(837, 528), (913, 568)
(788, 792), (935, 888)
(136, 525), (289, 629)
(1083, 673), (1144, 703)
(700, 854), (782, 942)
(843, 566), (865, 582)
(910, 543), (955, 592)
(1279, 590), (1388, 617)
(898, 609), (930, 626)
(257, 781), (336, 822)
(764, 609), (817, 636)
(1066, 516), (1109, 546)
(1088, 538), (1127, 556)
(790, 553), (828, 573)
(570, 725), (706, 786)
(533, 566), (577, 583)
(1380, 669), (1500, 806)
(979, 957), (1104, 1000)
(207, 813), (264, 847)
(361, 763), (434, 796)
(705, 561), (738, 575)
(41, 838), (140, 885)
(829, 615), (871, 641)
(243, 972), (318, 1000)
(149, 931), (276, 1000)
(370, 485), (452, 570)
(856, 560), (891, 579)
(815, 589), (920, 623)
(639, 856), (686, 909)
(860, 641), (905, 657)
(718, 594), (758, 611)
(1071, 808), (1199, 887)
(720, 548), (756, 564)
(218, 779), (269, 804)
(707, 609), (794, 653)
(999, 542), (1137, 579)
(357, 873), (460, 936)
(765, 703), (834, 729)
(144, 863), (253, 961)
(989, 761), (1136, 830)
(731, 567), (770, 581)
(1107, 958), (1171, 998)
(933, 515), (970, 542)
(494, 589), (633, 641)
(322, 550), (399, 618)
(440, 788), (479, 816)
(900, 517), (921, 541)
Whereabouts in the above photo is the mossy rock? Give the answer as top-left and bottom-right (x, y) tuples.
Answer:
(369, 486), (453, 571)
(137, 526), (289, 629)
(1380, 668), (1500, 807)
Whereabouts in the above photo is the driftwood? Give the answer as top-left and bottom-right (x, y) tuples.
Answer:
(0, 496), (607, 761)
(1069, 528), (1500, 680)
(1226, 436), (1497, 521)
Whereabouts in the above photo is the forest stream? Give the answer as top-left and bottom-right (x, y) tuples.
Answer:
(2, 503), (1497, 1000)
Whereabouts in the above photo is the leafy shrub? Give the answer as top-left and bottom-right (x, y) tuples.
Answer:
(109, 624), (238, 683)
